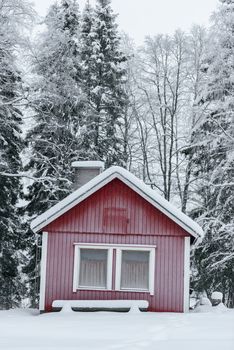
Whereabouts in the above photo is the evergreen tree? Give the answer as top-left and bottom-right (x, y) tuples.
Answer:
(190, 0), (234, 307)
(78, 1), (97, 160)
(0, 0), (32, 309)
(25, 0), (83, 216)
(24, 0), (83, 305)
(80, 0), (128, 167)
(0, 53), (25, 309)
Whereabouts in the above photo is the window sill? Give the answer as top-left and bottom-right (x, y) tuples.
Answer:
(74, 286), (111, 292)
(73, 287), (153, 295)
(117, 288), (152, 294)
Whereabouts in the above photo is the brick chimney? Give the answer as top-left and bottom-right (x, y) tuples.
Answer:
(71, 161), (104, 189)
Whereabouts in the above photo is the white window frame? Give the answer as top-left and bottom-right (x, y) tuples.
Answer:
(73, 243), (156, 295)
(115, 247), (155, 296)
(73, 245), (113, 292)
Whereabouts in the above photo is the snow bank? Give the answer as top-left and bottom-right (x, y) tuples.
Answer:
(193, 301), (228, 314)
(211, 292), (223, 301)
(200, 297), (212, 306)
(0, 308), (233, 350)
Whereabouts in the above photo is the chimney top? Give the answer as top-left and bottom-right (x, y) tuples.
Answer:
(72, 161), (105, 189)
(71, 161), (104, 170)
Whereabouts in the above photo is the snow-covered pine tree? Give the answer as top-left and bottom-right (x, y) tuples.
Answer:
(80, 0), (128, 167)
(0, 49), (24, 309)
(190, 0), (234, 307)
(78, 1), (98, 160)
(25, 0), (82, 214)
(0, 0), (33, 309)
(24, 0), (84, 305)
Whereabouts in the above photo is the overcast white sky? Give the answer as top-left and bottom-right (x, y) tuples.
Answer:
(33, 0), (219, 44)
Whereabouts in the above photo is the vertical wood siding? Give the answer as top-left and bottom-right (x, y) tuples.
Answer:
(45, 179), (189, 237)
(44, 179), (188, 312)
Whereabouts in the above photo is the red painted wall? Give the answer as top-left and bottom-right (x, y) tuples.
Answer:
(44, 179), (189, 312)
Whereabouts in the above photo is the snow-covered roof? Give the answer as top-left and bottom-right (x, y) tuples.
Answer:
(31, 166), (204, 240)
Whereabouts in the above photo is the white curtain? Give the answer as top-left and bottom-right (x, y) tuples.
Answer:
(121, 251), (149, 290)
(79, 249), (107, 288)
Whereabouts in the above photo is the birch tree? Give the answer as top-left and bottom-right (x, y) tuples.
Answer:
(131, 32), (190, 200)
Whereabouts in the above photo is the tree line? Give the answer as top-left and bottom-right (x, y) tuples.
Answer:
(0, 0), (233, 309)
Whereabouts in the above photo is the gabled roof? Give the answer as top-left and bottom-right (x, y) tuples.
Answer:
(31, 166), (204, 241)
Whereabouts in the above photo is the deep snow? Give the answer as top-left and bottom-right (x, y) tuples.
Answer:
(0, 308), (233, 350)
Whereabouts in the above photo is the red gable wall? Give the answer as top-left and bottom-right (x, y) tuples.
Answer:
(44, 178), (189, 312)
(45, 178), (190, 237)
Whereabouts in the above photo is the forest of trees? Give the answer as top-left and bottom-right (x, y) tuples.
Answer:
(0, 0), (233, 308)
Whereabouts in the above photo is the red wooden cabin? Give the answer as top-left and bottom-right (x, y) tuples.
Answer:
(31, 162), (203, 313)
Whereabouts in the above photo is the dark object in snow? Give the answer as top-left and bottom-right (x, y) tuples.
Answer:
(211, 292), (223, 306)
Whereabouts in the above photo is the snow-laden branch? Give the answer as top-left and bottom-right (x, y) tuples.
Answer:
(0, 96), (24, 106)
(0, 171), (72, 184)
(211, 182), (234, 188)
(210, 253), (234, 269)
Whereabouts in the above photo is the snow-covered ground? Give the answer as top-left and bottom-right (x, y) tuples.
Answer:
(0, 308), (233, 350)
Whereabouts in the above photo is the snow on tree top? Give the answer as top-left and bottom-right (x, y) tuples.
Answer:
(31, 166), (204, 240)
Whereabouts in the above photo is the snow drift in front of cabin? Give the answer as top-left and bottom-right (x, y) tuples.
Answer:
(0, 307), (233, 350)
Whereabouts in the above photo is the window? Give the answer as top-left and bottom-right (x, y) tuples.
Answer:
(73, 244), (155, 295)
(120, 250), (149, 290)
(115, 248), (155, 295)
(73, 246), (113, 291)
(79, 249), (108, 288)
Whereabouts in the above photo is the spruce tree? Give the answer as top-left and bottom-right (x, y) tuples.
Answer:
(190, 0), (234, 307)
(24, 0), (83, 305)
(0, 0), (31, 309)
(80, 0), (128, 167)
(0, 58), (25, 309)
(78, 1), (97, 160)
(25, 0), (83, 215)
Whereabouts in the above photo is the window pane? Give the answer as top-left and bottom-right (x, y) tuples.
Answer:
(79, 249), (108, 288)
(121, 250), (149, 290)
